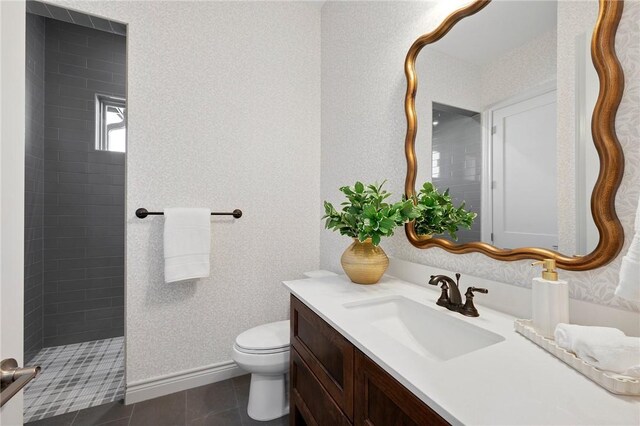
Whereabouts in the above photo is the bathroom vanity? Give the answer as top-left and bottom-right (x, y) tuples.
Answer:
(290, 295), (447, 425)
(284, 275), (640, 425)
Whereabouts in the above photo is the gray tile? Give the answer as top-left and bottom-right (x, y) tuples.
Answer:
(92, 418), (130, 426)
(44, 327), (121, 346)
(72, 400), (132, 425)
(45, 4), (73, 23)
(67, 11), (93, 30)
(85, 306), (124, 321)
(190, 408), (243, 426)
(231, 375), (250, 409)
(61, 41), (112, 62)
(45, 94), (87, 111)
(129, 392), (186, 426)
(47, 51), (87, 68)
(26, 1), (53, 18)
(56, 297), (111, 314)
(58, 107), (93, 121)
(59, 62), (112, 83)
(25, 411), (77, 426)
(87, 58), (124, 74)
(43, 311), (85, 326)
(240, 410), (287, 426)
(86, 79), (124, 95)
(88, 16), (114, 34)
(45, 72), (87, 89)
(109, 22), (127, 36)
(186, 380), (238, 422)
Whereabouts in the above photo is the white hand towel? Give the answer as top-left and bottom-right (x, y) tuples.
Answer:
(573, 335), (640, 378)
(554, 323), (625, 352)
(163, 208), (211, 283)
(554, 324), (640, 377)
(616, 197), (640, 302)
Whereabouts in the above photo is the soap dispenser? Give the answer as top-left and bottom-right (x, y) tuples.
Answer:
(531, 259), (569, 339)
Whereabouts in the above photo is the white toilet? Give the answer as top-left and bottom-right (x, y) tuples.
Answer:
(232, 320), (290, 421)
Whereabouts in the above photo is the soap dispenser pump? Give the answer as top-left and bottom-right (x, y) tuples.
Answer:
(531, 259), (569, 338)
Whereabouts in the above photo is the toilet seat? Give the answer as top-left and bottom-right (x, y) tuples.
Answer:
(235, 320), (290, 354)
(233, 344), (289, 355)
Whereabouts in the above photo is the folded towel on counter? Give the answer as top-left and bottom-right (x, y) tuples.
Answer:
(163, 208), (211, 283)
(616, 196), (640, 302)
(555, 323), (640, 378)
(554, 323), (625, 352)
(574, 336), (640, 378)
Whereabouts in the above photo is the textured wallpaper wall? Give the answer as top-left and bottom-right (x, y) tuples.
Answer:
(50, 0), (321, 384)
(320, 0), (640, 314)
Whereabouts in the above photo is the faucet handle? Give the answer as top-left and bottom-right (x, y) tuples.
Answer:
(436, 282), (450, 307)
(460, 286), (488, 317)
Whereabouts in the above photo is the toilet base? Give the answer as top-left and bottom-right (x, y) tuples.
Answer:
(247, 373), (289, 421)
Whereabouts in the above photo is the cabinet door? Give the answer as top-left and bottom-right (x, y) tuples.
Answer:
(354, 350), (450, 426)
(291, 296), (354, 420)
(290, 348), (351, 426)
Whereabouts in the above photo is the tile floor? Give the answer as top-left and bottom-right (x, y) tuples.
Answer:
(24, 337), (125, 423)
(25, 375), (289, 426)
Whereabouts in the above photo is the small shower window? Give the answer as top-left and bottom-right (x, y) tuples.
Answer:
(95, 94), (126, 153)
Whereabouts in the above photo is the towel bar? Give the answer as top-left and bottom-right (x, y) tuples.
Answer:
(135, 208), (242, 219)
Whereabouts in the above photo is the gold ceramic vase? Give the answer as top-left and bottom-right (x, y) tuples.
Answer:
(341, 238), (389, 285)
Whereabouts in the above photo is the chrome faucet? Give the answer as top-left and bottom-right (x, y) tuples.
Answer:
(428, 273), (488, 317)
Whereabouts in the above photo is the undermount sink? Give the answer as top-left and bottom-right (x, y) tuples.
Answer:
(343, 296), (505, 361)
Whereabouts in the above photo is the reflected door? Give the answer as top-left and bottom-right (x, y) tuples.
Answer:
(492, 90), (558, 249)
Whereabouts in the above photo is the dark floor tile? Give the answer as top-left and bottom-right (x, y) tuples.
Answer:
(71, 400), (132, 425)
(129, 391), (186, 426)
(231, 375), (250, 389)
(91, 418), (130, 426)
(25, 411), (78, 426)
(239, 410), (287, 426)
(231, 375), (250, 409)
(186, 379), (238, 422)
(189, 408), (243, 426)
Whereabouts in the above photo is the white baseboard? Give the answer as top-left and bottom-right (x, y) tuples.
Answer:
(125, 360), (245, 405)
(387, 257), (640, 336)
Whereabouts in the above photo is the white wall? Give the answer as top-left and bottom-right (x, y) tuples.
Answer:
(1, 1), (26, 423)
(50, 0), (321, 386)
(415, 48), (482, 186)
(320, 0), (640, 314)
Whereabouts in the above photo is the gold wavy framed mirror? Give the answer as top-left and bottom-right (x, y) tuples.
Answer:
(404, 0), (624, 270)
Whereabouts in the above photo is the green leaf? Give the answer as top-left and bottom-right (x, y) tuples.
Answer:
(355, 181), (364, 193)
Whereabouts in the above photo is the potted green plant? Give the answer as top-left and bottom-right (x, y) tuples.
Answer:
(412, 182), (477, 240)
(322, 181), (419, 284)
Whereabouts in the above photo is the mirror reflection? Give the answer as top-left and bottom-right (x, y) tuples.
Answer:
(415, 0), (598, 254)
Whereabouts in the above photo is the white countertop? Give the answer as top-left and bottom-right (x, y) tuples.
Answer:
(283, 274), (640, 426)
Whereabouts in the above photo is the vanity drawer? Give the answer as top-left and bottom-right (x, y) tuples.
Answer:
(354, 349), (449, 426)
(291, 296), (354, 420)
(290, 348), (351, 426)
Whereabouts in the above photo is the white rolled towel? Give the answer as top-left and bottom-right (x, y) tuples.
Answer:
(554, 323), (625, 352)
(555, 323), (640, 378)
(573, 335), (640, 378)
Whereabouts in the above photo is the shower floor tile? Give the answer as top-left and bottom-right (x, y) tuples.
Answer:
(24, 336), (125, 423)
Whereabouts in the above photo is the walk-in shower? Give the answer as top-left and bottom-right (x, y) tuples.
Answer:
(24, 1), (126, 421)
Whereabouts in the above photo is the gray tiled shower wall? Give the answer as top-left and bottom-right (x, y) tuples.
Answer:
(25, 14), (46, 362)
(432, 113), (482, 244)
(42, 18), (126, 347)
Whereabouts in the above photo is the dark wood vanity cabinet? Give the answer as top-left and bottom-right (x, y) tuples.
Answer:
(290, 296), (449, 426)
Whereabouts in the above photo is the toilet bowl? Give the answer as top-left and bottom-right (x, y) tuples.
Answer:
(232, 320), (290, 421)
